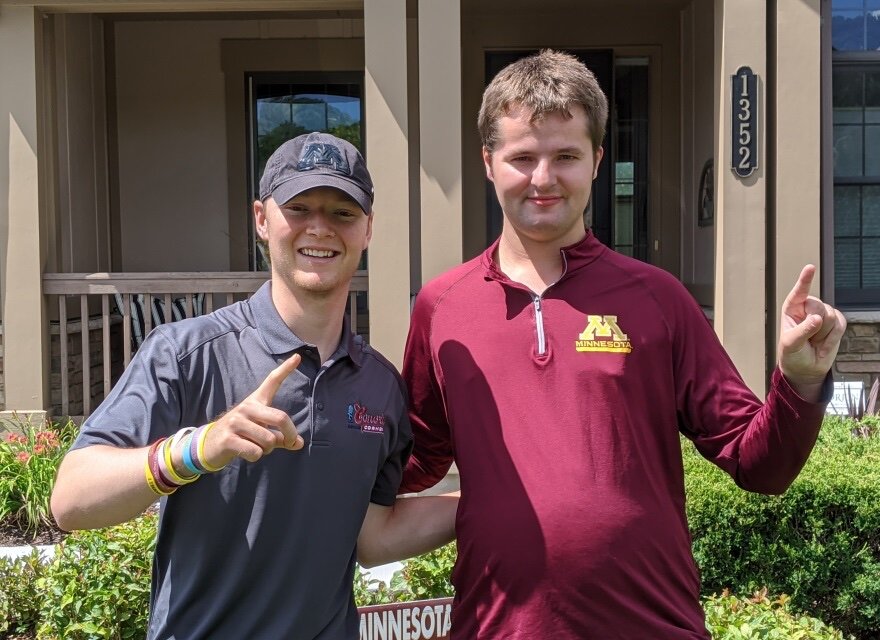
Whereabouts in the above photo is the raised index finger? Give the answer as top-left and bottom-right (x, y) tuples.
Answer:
(782, 264), (816, 314)
(252, 353), (302, 405)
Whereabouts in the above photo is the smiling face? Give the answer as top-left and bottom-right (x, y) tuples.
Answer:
(483, 103), (604, 251)
(254, 186), (372, 299)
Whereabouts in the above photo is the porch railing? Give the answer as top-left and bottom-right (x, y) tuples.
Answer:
(42, 271), (368, 418)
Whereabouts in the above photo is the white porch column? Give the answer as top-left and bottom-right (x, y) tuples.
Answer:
(713, 0), (767, 395)
(773, 1), (822, 349)
(364, 0), (412, 368)
(0, 6), (48, 415)
(418, 0), (462, 284)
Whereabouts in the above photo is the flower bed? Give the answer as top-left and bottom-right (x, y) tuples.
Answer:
(0, 419), (77, 543)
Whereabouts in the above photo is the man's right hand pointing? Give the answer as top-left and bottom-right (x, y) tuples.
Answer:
(202, 353), (305, 469)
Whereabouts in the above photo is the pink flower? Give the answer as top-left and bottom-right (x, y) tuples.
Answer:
(16, 451), (30, 463)
(33, 444), (46, 455)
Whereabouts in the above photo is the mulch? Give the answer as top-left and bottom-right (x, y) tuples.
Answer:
(0, 520), (67, 547)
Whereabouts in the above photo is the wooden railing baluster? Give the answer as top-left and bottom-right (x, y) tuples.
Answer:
(41, 272), (368, 418)
(80, 296), (90, 416)
(59, 297), (69, 417)
(102, 295), (110, 398)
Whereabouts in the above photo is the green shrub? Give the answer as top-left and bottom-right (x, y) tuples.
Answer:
(685, 416), (880, 638)
(354, 564), (411, 607)
(0, 548), (47, 636)
(36, 514), (156, 639)
(398, 542), (456, 600)
(0, 417), (78, 535)
(703, 589), (852, 639)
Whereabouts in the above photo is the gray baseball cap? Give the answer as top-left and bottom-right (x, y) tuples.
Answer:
(259, 132), (374, 215)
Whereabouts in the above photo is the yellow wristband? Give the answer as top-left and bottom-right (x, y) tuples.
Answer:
(196, 422), (225, 473)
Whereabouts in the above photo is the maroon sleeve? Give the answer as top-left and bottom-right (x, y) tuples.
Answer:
(670, 285), (831, 495)
(398, 289), (455, 494)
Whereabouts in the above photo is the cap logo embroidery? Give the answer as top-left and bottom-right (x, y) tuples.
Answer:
(297, 142), (351, 175)
(347, 402), (386, 434)
(575, 315), (633, 354)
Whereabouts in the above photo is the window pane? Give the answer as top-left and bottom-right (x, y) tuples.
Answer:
(870, 13), (880, 50)
(256, 92), (361, 175)
(833, 0), (865, 8)
(866, 71), (880, 123)
(864, 238), (880, 287)
(833, 11), (865, 50)
(835, 238), (861, 288)
(865, 186), (880, 235)
(615, 198), (633, 246)
(835, 185), (862, 236)
(834, 69), (864, 123)
(866, 125), (880, 174)
(834, 125), (864, 176)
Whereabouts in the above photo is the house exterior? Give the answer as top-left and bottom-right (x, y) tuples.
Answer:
(0, 0), (876, 422)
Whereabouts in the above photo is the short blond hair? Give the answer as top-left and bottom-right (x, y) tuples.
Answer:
(478, 49), (608, 153)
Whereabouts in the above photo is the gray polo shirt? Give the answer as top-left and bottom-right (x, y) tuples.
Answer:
(73, 282), (412, 640)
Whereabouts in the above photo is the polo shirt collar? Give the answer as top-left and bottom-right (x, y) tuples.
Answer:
(249, 281), (363, 367)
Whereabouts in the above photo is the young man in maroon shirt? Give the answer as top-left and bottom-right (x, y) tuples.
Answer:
(399, 50), (847, 639)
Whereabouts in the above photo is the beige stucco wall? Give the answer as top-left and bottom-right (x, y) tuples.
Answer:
(772, 0), (822, 348)
(112, 15), (364, 272)
(680, 0), (715, 306)
(364, 0), (413, 368)
(713, 0), (768, 395)
(0, 5), (48, 410)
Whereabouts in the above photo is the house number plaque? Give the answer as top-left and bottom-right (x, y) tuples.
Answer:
(731, 66), (758, 178)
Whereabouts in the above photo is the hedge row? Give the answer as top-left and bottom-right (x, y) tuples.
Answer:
(2, 533), (849, 639)
(2, 415), (875, 638)
(685, 416), (880, 638)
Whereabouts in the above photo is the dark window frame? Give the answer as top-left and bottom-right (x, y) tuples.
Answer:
(831, 54), (880, 306)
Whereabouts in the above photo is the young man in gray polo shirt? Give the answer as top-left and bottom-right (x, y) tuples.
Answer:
(51, 132), (457, 640)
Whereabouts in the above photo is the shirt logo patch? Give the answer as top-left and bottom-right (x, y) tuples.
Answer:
(347, 402), (386, 434)
(575, 315), (633, 353)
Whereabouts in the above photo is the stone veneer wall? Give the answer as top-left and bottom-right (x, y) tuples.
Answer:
(49, 317), (124, 418)
(833, 316), (880, 387)
(0, 318), (123, 419)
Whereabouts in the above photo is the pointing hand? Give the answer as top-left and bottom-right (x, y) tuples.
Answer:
(201, 353), (305, 469)
(777, 265), (847, 401)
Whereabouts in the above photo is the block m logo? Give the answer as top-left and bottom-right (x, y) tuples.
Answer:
(297, 143), (351, 174)
(575, 315), (633, 353)
(578, 315), (628, 341)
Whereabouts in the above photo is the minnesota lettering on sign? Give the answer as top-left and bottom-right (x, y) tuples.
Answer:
(358, 598), (453, 640)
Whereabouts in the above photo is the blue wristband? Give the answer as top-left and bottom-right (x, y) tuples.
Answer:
(181, 430), (203, 476)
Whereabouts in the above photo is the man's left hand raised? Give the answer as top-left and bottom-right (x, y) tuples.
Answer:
(777, 264), (847, 402)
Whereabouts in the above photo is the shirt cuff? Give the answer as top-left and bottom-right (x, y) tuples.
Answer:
(771, 366), (834, 416)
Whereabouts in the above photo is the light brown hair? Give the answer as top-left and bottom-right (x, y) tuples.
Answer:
(478, 49), (609, 153)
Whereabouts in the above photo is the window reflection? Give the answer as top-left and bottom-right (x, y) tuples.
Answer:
(832, 1), (880, 50)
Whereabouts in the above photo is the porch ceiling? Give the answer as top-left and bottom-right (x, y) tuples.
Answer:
(463, 0), (693, 12)
(0, 0), (361, 13)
